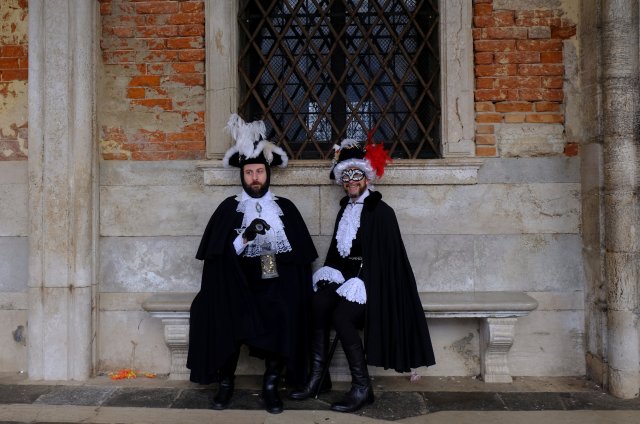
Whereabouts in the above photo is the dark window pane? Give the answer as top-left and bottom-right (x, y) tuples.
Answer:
(238, 0), (440, 160)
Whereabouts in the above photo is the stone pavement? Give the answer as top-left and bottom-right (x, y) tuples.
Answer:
(1, 374), (639, 423)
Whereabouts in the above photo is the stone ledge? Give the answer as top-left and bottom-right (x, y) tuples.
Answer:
(197, 159), (484, 186)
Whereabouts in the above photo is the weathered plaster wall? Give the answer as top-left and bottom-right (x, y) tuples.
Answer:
(97, 0), (205, 160)
(0, 0), (28, 160)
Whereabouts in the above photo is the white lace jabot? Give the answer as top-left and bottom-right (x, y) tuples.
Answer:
(236, 190), (292, 257)
(335, 190), (369, 257)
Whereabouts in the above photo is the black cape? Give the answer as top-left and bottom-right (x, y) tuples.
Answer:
(324, 190), (435, 372)
(187, 195), (317, 385)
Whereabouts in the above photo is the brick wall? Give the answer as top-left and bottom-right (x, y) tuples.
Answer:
(99, 0), (205, 160)
(473, 0), (577, 157)
(0, 0), (28, 161)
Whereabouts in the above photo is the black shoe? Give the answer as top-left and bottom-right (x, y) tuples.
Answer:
(330, 384), (374, 413)
(329, 341), (374, 413)
(262, 373), (283, 413)
(289, 373), (332, 400)
(211, 377), (234, 410)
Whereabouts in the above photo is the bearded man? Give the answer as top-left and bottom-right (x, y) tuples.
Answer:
(289, 137), (435, 413)
(187, 115), (317, 414)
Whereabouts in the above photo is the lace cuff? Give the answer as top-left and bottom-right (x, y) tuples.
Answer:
(335, 277), (367, 304)
(312, 266), (345, 292)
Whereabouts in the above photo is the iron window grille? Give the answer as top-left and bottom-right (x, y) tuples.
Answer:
(238, 0), (441, 160)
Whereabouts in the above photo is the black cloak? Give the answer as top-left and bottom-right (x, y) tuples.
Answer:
(187, 195), (317, 385)
(324, 190), (435, 372)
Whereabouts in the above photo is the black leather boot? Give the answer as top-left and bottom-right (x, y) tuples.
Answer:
(211, 376), (234, 410)
(211, 350), (239, 410)
(262, 357), (284, 414)
(330, 342), (374, 413)
(289, 329), (333, 400)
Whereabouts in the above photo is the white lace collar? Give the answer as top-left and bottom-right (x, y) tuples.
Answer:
(236, 190), (292, 257)
(335, 190), (369, 257)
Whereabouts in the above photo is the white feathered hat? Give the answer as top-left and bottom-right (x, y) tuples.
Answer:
(222, 113), (288, 168)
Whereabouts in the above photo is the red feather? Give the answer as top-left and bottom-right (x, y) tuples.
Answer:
(365, 128), (392, 178)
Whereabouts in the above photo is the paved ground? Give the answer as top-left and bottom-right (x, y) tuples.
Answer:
(1, 374), (639, 423)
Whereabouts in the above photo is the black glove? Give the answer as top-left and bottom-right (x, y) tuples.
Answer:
(316, 280), (334, 291)
(243, 218), (270, 242)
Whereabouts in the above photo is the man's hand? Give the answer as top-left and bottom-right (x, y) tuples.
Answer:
(243, 218), (270, 242)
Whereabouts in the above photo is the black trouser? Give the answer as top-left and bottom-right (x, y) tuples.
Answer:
(312, 284), (366, 347)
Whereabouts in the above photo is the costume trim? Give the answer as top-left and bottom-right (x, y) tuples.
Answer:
(336, 201), (364, 258)
(332, 158), (376, 184)
(336, 277), (367, 304)
(312, 266), (345, 292)
(236, 191), (292, 257)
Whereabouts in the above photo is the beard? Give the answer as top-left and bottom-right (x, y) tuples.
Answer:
(242, 178), (269, 198)
(345, 182), (367, 199)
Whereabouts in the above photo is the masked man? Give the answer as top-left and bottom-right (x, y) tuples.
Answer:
(188, 114), (317, 414)
(289, 137), (435, 413)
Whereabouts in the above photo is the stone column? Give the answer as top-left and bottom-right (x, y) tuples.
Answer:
(27, 0), (97, 380)
(602, 0), (640, 399)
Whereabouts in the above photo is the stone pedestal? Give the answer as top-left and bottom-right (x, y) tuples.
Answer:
(480, 318), (516, 383)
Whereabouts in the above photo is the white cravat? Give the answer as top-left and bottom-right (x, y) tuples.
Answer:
(335, 190), (369, 258)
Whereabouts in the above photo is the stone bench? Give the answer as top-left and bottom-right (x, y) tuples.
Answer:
(143, 291), (538, 382)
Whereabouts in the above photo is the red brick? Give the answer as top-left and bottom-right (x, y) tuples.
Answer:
(518, 64), (564, 76)
(475, 64), (517, 77)
(475, 101), (495, 112)
(475, 113), (503, 123)
(485, 27), (528, 40)
(142, 50), (179, 62)
(535, 101), (561, 112)
(475, 134), (496, 145)
(128, 75), (161, 87)
(540, 51), (563, 63)
(494, 52), (540, 64)
(564, 142), (579, 157)
(474, 3), (493, 15)
(135, 1), (179, 14)
(171, 62), (203, 74)
(175, 141), (206, 151)
(495, 76), (540, 89)
(178, 49), (205, 61)
(166, 37), (204, 50)
(145, 38), (166, 50)
(519, 88), (564, 102)
(100, 1), (113, 15)
(551, 25), (576, 39)
(0, 58), (20, 69)
(0, 45), (27, 57)
(126, 87), (146, 99)
(0, 69), (28, 81)
(167, 74), (205, 86)
(181, 1), (204, 13)
(542, 76), (563, 88)
(112, 26), (135, 38)
(167, 12), (205, 25)
(504, 113), (526, 123)
(472, 28), (483, 40)
(474, 11), (514, 28)
(517, 39), (563, 51)
(178, 24), (205, 36)
(476, 77), (495, 89)
(103, 152), (130, 160)
(475, 89), (509, 101)
(474, 40), (516, 52)
(525, 113), (564, 123)
(476, 124), (495, 134)
(475, 52), (494, 64)
(476, 145), (498, 156)
(495, 101), (533, 112)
